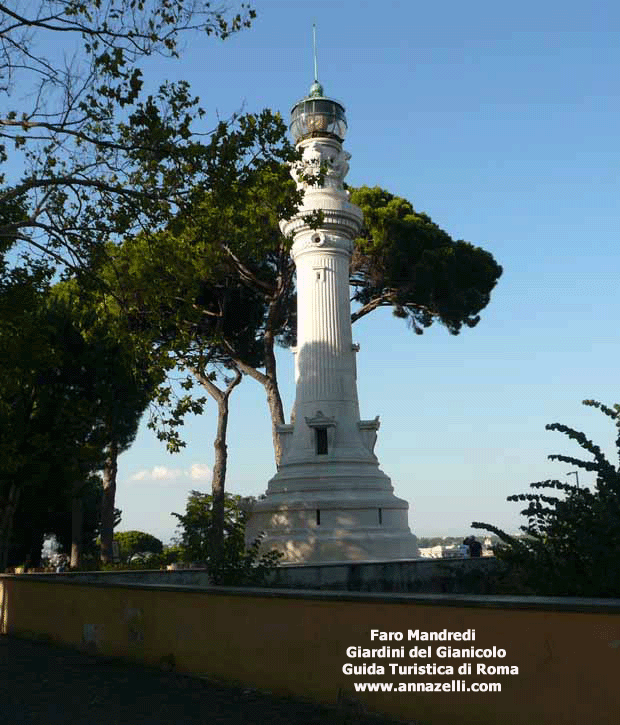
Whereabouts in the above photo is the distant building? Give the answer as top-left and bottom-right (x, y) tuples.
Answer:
(418, 544), (468, 559)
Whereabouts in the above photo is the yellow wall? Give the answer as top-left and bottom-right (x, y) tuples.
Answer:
(1, 576), (619, 725)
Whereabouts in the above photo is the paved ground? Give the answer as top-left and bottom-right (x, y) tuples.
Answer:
(0, 636), (405, 725)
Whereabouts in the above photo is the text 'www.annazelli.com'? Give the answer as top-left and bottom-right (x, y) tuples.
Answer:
(353, 681), (501, 693)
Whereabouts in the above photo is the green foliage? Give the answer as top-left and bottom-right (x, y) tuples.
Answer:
(161, 544), (184, 565)
(107, 124), (300, 348)
(8, 474), (108, 568)
(91, 112), (300, 453)
(349, 186), (503, 334)
(1, 276), (110, 497)
(473, 400), (620, 596)
(99, 544), (182, 570)
(1, 1), (257, 276)
(0, 253), (158, 568)
(0, 258), (54, 476)
(114, 530), (164, 563)
(52, 278), (157, 436)
(100, 558), (159, 571)
(172, 491), (282, 585)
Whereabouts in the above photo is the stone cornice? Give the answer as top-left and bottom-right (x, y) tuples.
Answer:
(283, 203), (362, 233)
(291, 230), (353, 259)
(304, 410), (337, 429)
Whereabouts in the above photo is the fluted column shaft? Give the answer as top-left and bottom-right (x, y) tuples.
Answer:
(294, 245), (359, 414)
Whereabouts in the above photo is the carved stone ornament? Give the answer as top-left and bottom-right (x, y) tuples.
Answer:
(305, 410), (337, 429)
(275, 423), (294, 459)
(358, 416), (381, 454)
(291, 139), (351, 191)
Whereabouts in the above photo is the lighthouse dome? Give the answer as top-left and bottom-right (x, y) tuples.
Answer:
(290, 82), (347, 144)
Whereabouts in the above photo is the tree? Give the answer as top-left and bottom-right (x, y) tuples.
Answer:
(188, 363), (243, 562)
(1, 1), (269, 566)
(349, 187), (502, 334)
(53, 279), (158, 564)
(197, 184), (502, 465)
(35, 294), (150, 569)
(0, 269), (118, 569)
(19, 473), (121, 569)
(99, 145), (301, 554)
(473, 400), (620, 596)
(0, 251), (53, 568)
(0, 254), (156, 569)
(172, 490), (281, 584)
(114, 530), (163, 563)
(90, 335), (155, 566)
(1, 1), (256, 277)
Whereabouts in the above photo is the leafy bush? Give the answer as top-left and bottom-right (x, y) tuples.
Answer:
(172, 491), (282, 584)
(473, 400), (620, 596)
(113, 530), (163, 563)
(161, 545), (184, 565)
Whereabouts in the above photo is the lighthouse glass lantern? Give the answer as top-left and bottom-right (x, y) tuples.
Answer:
(289, 81), (347, 143)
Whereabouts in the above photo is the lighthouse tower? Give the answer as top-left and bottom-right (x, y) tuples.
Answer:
(246, 75), (418, 563)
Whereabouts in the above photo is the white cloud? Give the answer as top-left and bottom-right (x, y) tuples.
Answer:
(152, 465), (181, 480)
(189, 463), (212, 481)
(128, 463), (211, 484)
(129, 465), (181, 482)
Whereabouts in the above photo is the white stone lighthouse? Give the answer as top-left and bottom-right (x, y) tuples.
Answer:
(246, 76), (418, 563)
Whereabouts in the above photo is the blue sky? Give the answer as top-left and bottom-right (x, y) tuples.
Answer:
(14, 1), (620, 543)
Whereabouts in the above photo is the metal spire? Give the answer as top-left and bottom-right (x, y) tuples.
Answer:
(313, 23), (318, 83)
(309, 24), (324, 97)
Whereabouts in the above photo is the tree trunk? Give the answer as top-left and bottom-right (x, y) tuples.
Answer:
(0, 483), (21, 572)
(100, 439), (119, 565)
(262, 331), (286, 466)
(70, 490), (83, 569)
(211, 396), (229, 563)
(27, 528), (45, 569)
(188, 364), (243, 563)
(230, 337), (286, 467)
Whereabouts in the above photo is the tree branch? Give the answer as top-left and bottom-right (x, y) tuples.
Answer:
(0, 174), (164, 205)
(186, 364), (222, 404)
(221, 244), (275, 295)
(351, 291), (394, 323)
(223, 366), (243, 403)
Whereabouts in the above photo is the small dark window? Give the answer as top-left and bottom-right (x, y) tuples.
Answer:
(378, 508), (383, 525)
(316, 509), (321, 525)
(316, 427), (328, 455)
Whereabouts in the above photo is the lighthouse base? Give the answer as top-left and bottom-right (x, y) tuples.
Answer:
(246, 463), (418, 563)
